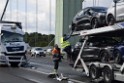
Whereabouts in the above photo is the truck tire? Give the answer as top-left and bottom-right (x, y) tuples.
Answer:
(89, 64), (100, 80)
(102, 66), (114, 83)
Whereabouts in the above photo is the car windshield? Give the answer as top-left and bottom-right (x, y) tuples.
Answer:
(73, 10), (84, 19)
(35, 48), (42, 51)
(1, 30), (23, 43)
(92, 7), (107, 12)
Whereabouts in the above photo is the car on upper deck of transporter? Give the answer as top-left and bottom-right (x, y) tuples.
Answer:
(106, 0), (124, 25)
(70, 6), (107, 31)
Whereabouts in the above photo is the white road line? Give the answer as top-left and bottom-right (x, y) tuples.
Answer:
(69, 79), (87, 83)
(21, 67), (49, 75)
(21, 67), (87, 83)
(28, 79), (43, 83)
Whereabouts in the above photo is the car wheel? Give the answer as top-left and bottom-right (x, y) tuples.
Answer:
(34, 53), (37, 57)
(89, 64), (100, 80)
(31, 53), (34, 57)
(91, 18), (98, 29)
(100, 51), (110, 63)
(102, 66), (114, 83)
(107, 14), (115, 25)
(114, 50), (122, 64)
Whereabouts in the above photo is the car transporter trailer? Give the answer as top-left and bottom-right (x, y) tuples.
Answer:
(72, 22), (124, 83)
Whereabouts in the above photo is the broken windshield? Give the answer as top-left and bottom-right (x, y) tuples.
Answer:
(1, 30), (23, 43)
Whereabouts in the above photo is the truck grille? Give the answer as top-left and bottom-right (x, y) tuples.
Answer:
(9, 57), (21, 60)
(6, 46), (24, 52)
(5, 53), (25, 56)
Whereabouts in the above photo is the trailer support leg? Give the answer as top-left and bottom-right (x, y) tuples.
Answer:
(120, 63), (124, 73)
(73, 36), (89, 76)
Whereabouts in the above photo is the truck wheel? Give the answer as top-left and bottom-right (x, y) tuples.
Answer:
(102, 66), (114, 83)
(89, 65), (100, 79)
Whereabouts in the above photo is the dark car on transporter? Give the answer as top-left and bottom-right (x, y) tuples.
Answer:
(70, 7), (107, 31)
(72, 37), (124, 64)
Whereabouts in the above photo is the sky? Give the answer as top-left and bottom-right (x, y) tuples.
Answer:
(0, 0), (113, 34)
(83, 0), (113, 8)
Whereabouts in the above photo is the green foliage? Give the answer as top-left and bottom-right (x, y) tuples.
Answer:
(24, 32), (55, 47)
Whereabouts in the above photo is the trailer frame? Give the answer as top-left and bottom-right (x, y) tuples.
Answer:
(73, 22), (124, 82)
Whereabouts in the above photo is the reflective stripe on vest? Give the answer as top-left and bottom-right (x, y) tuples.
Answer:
(60, 37), (70, 48)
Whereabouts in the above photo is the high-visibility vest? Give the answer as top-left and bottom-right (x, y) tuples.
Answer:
(60, 37), (70, 48)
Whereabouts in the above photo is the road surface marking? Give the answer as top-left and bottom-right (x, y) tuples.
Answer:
(21, 67), (87, 83)
(28, 79), (44, 83)
(69, 78), (87, 83)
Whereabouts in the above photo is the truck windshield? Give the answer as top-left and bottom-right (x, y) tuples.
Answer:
(1, 30), (23, 43)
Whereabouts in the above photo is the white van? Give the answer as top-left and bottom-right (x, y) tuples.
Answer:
(106, 0), (124, 25)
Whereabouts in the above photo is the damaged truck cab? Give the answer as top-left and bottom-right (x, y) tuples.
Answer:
(0, 21), (27, 66)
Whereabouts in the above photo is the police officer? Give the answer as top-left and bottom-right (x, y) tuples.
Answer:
(60, 34), (72, 64)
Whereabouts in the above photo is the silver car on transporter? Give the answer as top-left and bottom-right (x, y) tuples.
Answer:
(106, 0), (124, 25)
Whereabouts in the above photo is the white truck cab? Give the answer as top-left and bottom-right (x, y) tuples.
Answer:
(0, 21), (27, 66)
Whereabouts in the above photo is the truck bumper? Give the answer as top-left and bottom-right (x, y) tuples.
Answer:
(0, 55), (27, 66)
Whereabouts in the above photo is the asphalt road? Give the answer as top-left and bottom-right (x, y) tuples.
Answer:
(0, 55), (89, 83)
(0, 66), (68, 83)
(0, 67), (35, 83)
(27, 55), (92, 83)
(27, 55), (123, 83)
(0, 55), (122, 83)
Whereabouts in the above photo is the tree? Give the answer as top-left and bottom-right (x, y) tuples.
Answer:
(24, 32), (55, 47)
